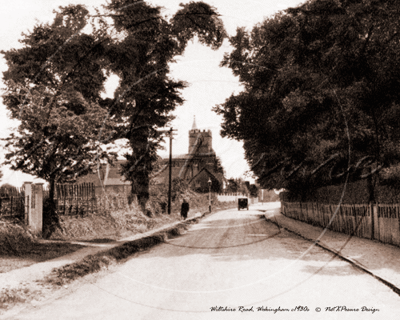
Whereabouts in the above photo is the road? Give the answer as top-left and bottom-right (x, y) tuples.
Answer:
(7, 203), (400, 319)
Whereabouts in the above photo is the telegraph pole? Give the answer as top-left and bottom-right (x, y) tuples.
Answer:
(167, 128), (177, 214)
(157, 127), (177, 215)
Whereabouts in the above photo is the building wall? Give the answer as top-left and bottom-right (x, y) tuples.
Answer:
(153, 165), (200, 184)
(155, 154), (218, 184)
(189, 129), (214, 156)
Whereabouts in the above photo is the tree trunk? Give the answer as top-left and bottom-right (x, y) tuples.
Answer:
(125, 125), (153, 216)
(129, 171), (150, 216)
(43, 178), (62, 238)
(367, 173), (377, 204)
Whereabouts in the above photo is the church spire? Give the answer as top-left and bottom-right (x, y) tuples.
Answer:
(191, 116), (198, 130)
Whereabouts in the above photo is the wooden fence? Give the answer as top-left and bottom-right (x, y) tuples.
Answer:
(48, 183), (96, 216)
(376, 204), (400, 246)
(282, 201), (400, 247)
(50, 183), (132, 215)
(217, 193), (246, 202)
(0, 186), (25, 220)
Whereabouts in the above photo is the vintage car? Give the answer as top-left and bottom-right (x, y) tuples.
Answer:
(238, 197), (249, 210)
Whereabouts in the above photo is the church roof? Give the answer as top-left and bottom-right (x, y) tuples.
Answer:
(188, 167), (223, 185)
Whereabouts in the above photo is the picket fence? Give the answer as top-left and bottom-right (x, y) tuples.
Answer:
(281, 201), (400, 247)
(45, 183), (96, 216)
(51, 183), (137, 215)
(376, 204), (400, 246)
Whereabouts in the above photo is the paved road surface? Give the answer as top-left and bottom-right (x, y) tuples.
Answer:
(7, 203), (400, 319)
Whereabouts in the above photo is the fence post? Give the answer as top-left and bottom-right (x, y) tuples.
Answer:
(23, 182), (32, 225)
(369, 202), (373, 240)
(371, 202), (378, 241)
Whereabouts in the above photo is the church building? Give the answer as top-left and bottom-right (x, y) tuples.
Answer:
(153, 117), (225, 192)
(78, 117), (225, 193)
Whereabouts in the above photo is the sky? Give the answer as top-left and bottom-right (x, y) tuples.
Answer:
(0, 0), (304, 187)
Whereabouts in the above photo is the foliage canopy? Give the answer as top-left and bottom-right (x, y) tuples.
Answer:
(1, 1), (227, 230)
(215, 0), (400, 197)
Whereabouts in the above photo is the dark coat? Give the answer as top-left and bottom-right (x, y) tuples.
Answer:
(181, 202), (189, 218)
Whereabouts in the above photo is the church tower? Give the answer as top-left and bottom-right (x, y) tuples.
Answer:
(188, 116), (214, 156)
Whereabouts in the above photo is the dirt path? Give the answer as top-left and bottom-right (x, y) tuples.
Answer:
(7, 204), (400, 319)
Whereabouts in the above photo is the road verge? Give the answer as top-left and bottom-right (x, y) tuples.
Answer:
(0, 206), (234, 314)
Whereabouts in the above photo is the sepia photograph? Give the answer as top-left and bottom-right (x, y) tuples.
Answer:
(1, 0), (400, 319)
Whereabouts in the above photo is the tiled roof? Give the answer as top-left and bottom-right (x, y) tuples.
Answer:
(188, 167), (222, 184)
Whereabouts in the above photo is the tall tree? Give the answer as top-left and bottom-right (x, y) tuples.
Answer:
(215, 0), (400, 200)
(1, 5), (115, 236)
(100, 0), (226, 211)
(2, 0), (227, 224)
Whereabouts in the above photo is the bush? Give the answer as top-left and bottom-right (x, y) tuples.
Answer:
(0, 184), (22, 197)
(95, 190), (138, 215)
(0, 220), (35, 255)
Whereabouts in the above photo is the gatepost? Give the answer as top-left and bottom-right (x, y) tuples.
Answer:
(23, 182), (32, 225)
(23, 182), (43, 236)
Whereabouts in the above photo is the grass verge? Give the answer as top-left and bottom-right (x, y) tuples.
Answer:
(0, 214), (202, 313)
(0, 220), (35, 256)
(45, 218), (200, 286)
(0, 242), (86, 273)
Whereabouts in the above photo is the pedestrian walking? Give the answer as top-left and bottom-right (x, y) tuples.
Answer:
(181, 199), (189, 220)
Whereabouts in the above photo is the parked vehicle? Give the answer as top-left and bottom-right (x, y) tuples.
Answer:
(238, 197), (248, 210)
